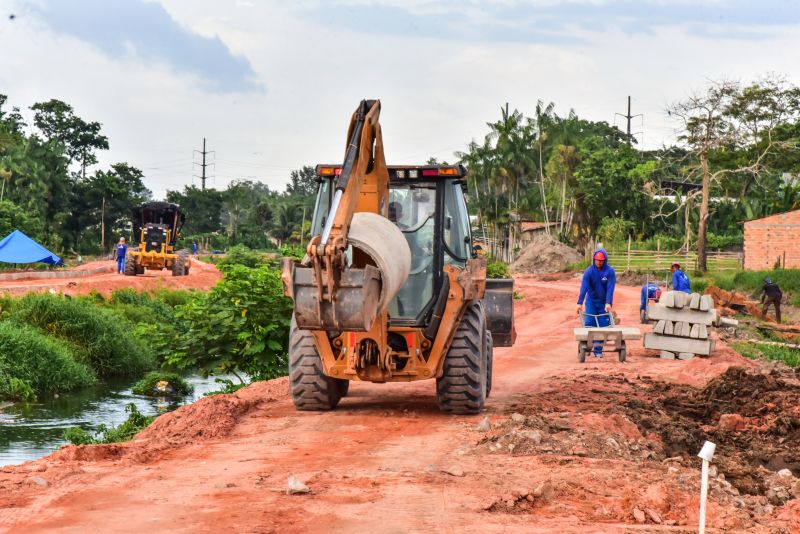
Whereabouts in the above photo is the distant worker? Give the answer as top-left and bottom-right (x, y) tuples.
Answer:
(640, 282), (661, 312)
(577, 249), (616, 357)
(388, 201), (408, 230)
(192, 241), (198, 255)
(114, 237), (127, 274)
(761, 277), (783, 324)
(670, 263), (691, 293)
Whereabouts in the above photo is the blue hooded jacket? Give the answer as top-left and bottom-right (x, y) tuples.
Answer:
(578, 249), (616, 306)
(672, 269), (691, 293)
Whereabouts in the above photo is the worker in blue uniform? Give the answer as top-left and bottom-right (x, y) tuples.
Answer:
(114, 237), (127, 274)
(640, 283), (661, 312)
(671, 262), (691, 293)
(577, 249), (616, 357)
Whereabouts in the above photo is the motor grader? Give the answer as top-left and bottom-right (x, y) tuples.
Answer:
(125, 201), (190, 277)
(281, 100), (516, 414)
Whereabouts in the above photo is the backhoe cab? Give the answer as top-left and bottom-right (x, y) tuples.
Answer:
(125, 201), (190, 277)
(281, 100), (515, 414)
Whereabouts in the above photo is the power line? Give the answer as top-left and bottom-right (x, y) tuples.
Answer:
(193, 138), (215, 191)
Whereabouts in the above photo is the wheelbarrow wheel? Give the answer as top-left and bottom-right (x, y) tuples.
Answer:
(578, 341), (588, 363)
(618, 341), (627, 363)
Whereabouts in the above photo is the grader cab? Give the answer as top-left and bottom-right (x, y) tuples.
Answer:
(125, 201), (190, 277)
(281, 100), (516, 414)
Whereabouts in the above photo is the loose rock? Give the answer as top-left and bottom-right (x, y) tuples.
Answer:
(632, 508), (646, 523)
(287, 474), (310, 495)
(475, 417), (491, 432)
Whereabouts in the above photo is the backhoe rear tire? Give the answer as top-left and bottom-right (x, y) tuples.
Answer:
(124, 258), (136, 276)
(485, 331), (494, 399)
(436, 301), (487, 414)
(289, 318), (343, 411)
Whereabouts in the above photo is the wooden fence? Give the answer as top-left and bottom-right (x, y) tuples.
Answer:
(608, 248), (743, 272)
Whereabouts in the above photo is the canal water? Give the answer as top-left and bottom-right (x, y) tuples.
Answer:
(0, 374), (236, 467)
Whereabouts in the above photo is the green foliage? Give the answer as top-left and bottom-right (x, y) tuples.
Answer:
(167, 265), (293, 380)
(486, 259), (511, 278)
(217, 245), (265, 270)
(203, 377), (248, 397)
(279, 244), (305, 261)
(11, 293), (154, 376)
(733, 342), (800, 368)
(132, 371), (193, 396)
(63, 403), (155, 445)
(63, 427), (95, 445)
(597, 217), (635, 243)
(0, 377), (36, 402)
(0, 321), (96, 399)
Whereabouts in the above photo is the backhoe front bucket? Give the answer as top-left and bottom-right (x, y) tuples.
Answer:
(285, 261), (382, 331)
(484, 278), (517, 347)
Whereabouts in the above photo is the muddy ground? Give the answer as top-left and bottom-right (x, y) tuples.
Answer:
(1, 274), (799, 533)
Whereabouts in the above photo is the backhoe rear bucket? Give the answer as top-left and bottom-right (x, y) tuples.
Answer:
(484, 278), (517, 347)
(286, 262), (382, 332)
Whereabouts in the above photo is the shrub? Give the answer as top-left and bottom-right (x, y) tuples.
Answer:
(0, 321), (96, 398)
(217, 245), (265, 270)
(729, 269), (800, 298)
(11, 293), (155, 376)
(167, 265), (293, 380)
(486, 259), (511, 279)
(63, 403), (155, 445)
(132, 371), (193, 396)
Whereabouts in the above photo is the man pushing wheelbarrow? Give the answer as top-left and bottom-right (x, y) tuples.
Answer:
(577, 249), (616, 358)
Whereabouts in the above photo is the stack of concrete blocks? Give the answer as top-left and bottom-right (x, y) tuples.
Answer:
(643, 291), (737, 360)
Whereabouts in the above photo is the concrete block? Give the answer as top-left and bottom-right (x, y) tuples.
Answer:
(699, 295), (713, 311)
(661, 291), (675, 308)
(644, 333), (715, 356)
(690, 324), (700, 339)
(573, 327), (642, 341)
(689, 293), (701, 310)
(680, 322), (692, 337)
(698, 324), (708, 339)
(654, 320), (666, 334)
(646, 305), (717, 326)
(660, 350), (676, 360)
(678, 352), (695, 360)
(664, 321), (674, 335)
(718, 317), (739, 328)
(672, 291), (687, 309)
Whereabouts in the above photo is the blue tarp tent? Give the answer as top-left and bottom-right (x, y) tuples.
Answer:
(0, 230), (62, 265)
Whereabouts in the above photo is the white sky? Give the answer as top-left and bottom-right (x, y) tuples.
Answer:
(0, 0), (798, 198)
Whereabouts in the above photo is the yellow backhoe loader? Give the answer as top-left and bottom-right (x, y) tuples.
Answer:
(281, 100), (515, 414)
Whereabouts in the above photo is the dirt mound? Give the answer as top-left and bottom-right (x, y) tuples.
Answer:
(53, 378), (288, 464)
(510, 235), (582, 274)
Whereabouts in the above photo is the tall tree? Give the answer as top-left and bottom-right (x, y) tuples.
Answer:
(669, 77), (800, 271)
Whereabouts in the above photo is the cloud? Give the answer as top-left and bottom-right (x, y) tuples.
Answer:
(33, 0), (262, 93)
(298, 0), (800, 44)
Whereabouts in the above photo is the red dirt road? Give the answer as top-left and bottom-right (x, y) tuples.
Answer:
(1, 275), (798, 533)
(0, 259), (221, 297)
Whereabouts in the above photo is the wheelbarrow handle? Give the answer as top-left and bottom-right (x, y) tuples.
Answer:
(578, 311), (616, 327)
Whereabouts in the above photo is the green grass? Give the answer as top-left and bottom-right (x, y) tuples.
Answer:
(11, 293), (155, 376)
(0, 321), (96, 399)
(732, 341), (800, 368)
(486, 259), (511, 279)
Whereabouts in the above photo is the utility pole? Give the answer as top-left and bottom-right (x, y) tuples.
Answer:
(193, 138), (215, 190)
(615, 96), (643, 146)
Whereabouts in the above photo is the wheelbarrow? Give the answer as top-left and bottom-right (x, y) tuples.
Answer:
(574, 312), (642, 363)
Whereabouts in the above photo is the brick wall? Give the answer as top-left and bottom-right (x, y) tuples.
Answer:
(744, 210), (800, 270)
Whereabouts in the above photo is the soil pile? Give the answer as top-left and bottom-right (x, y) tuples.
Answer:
(510, 235), (582, 274)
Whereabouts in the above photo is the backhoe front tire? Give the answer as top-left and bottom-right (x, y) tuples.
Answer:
(485, 331), (494, 399)
(289, 318), (343, 411)
(436, 301), (487, 415)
